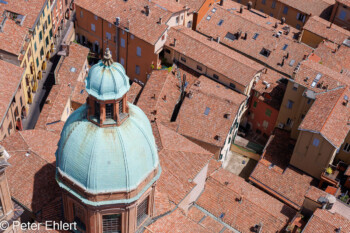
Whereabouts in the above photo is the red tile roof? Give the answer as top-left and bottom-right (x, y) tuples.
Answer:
(166, 26), (263, 87)
(279, 0), (335, 16)
(293, 59), (350, 93)
(0, 60), (24, 126)
(176, 76), (246, 148)
(304, 186), (328, 203)
(36, 43), (89, 134)
(154, 123), (213, 205)
(0, 18), (28, 56)
(196, 169), (296, 232)
(303, 208), (350, 233)
(249, 129), (315, 209)
(0, 130), (61, 213)
(313, 41), (350, 76)
(71, 80), (88, 106)
(196, 5), (313, 77)
(303, 16), (350, 45)
(145, 209), (210, 233)
(74, 0), (171, 45)
(127, 82), (142, 104)
(299, 87), (350, 148)
(137, 70), (181, 123)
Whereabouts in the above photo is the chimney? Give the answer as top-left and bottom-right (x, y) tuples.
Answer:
(145, 5), (150, 16)
(243, 32), (247, 40)
(239, 6), (243, 13)
(217, 36), (220, 43)
(247, 1), (252, 10)
(239, 195), (244, 203)
(173, 38), (177, 47)
(336, 227), (342, 233)
(237, 30), (242, 39)
(285, 52), (289, 59)
(210, 36), (213, 41)
(219, 0), (224, 6)
(281, 17), (285, 25)
(280, 58), (285, 67)
(274, 22), (278, 28)
(158, 17), (162, 24)
(162, 95), (167, 101)
(151, 94), (156, 99)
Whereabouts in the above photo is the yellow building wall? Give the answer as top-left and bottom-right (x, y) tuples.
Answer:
(300, 30), (324, 49)
(275, 81), (313, 140)
(291, 131), (337, 178)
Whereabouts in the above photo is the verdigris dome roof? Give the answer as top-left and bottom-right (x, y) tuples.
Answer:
(56, 104), (160, 205)
(85, 49), (130, 100)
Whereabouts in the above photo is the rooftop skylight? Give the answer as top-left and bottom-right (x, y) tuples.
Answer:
(204, 107), (210, 116)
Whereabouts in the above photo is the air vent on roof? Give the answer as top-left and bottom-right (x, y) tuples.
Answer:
(260, 48), (271, 57)
(70, 67), (76, 72)
(206, 15), (211, 20)
(224, 113), (230, 119)
(212, 8), (217, 13)
(214, 135), (221, 141)
(311, 73), (322, 88)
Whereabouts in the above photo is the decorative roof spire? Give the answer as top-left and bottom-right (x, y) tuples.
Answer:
(102, 48), (113, 66)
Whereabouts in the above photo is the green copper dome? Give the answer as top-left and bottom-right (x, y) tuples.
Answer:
(85, 49), (130, 101)
(55, 53), (160, 206)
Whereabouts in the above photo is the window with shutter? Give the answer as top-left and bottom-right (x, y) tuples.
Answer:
(102, 214), (121, 233)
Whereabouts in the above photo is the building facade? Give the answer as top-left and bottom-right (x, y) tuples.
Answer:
(330, 0), (350, 30)
(55, 49), (161, 233)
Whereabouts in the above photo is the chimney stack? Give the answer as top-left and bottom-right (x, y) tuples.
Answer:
(219, 0), (224, 6)
(173, 38), (177, 47)
(158, 17), (162, 24)
(281, 17), (285, 25)
(274, 22), (278, 28)
(115, 17), (120, 26)
(217, 36), (220, 43)
(243, 32), (247, 40)
(239, 6), (243, 13)
(145, 5), (150, 16)
(247, 1), (252, 10)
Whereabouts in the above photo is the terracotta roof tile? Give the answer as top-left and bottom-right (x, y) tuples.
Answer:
(197, 5), (313, 77)
(71, 81), (88, 106)
(304, 186), (328, 203)
(278, 0), (335, 16)
(74, 0), (170, 45)
(196, 172), (295, 232)
(249, 129), (315, 209)
(0, 60), (24, 125)
(303, 16), (350, 45)
(177, 76), (246, 148)
(145, 209), (210, 233)
(153, 188), (175, 217)
(127, 82), (142, 104)
(166, 26), (263, 86)
(293, 59), (350, 93)
(303, 208), (350, 233)
(36, 43), (89, 134)
(299, 87), (350, 148)
(0, 18), (28, 56)
(155, 123), (212, 205)
(1, 130), (61, 213)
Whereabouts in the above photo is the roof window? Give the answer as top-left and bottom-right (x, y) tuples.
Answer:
(282, 44), (288, 50)
(206, 15), (211, 20)
(218, 19), (224, 26)
(289, 59), (295, 66)
(253, 33), (259, 40)
(311, 73), (322, 88)
(204, 107), (210, 115)
(225, 32), (236, 41)
(211, 8), (216, 13)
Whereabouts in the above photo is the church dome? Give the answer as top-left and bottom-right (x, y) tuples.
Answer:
(85, 48), (130, 101)
(56, 103), (160, 197)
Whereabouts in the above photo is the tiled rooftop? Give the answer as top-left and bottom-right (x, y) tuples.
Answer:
(196, 168), (296, 232)
(154, 122), (213, 205)
(126, 82), (142, 104)
(303, 16), (350, 45)
(71, 80), (88, 106)
(36, 43), (89, 134)
(279, 0), (335, 16)
(0, 60), (24, 125)
(299, 87), (350, 148)
(176, 76), (246, 148)
(197, 5), (313, 77)
(304, 186), (328, 203)
(0, 129), (61, 213)
(166, 26), (263, 87)
(0, 17), (28, 56)
(74, 0), (171, 45)
(249, 129), (316, 209)
(137, 70), (181, 123)
(293, 59), (350, 93)
(303, 208), (350, 233)
(313, 41), (350, 76)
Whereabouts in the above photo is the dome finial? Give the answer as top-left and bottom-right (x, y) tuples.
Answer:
(103, 48), (113, 66)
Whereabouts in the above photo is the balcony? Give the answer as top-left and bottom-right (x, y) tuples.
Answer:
(320, 164), (341, 188)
